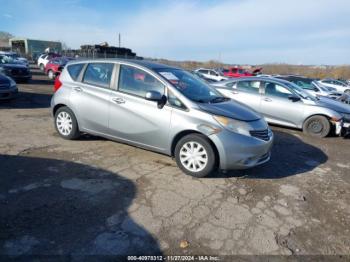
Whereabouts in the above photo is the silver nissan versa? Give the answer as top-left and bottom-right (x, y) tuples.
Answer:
(51, 59), (273, 177)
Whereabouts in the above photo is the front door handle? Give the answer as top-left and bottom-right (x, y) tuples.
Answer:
(73, 87), (83, 92)
(112, 97), (125, 104)
(232, 90), (239, 94)
(263, 97), (272, 102)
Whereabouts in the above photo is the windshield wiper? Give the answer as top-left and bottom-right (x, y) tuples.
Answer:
(192, 99), (206, 103)
(209, 96), (229, 103)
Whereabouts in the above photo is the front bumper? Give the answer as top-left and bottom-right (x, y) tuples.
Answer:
(0, 87), (18, 100)
(340, 120), (350, 136)
(210, 129), (274, 170)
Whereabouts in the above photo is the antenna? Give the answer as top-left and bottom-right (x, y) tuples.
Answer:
(118, 33), (121, 48)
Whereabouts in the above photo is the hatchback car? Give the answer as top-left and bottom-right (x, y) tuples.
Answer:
(51, 59), (273, 177)
(45, 57), (75, 79)
(212, 77), (350, 138)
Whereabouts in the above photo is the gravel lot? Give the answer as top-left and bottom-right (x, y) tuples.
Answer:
(0, 66), (349, 258)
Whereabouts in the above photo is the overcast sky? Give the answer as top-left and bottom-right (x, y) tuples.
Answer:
(1, 0), (350, 65)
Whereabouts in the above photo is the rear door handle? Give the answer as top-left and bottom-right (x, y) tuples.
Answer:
(73, 87), (83, 92)
(232, 90), (239, 94)
(264, 97), (272, 102)
(112, 97), (125, 104)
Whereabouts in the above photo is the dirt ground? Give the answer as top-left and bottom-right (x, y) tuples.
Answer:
(0, 66), (349, 259)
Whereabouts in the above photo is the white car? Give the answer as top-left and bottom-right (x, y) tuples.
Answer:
(195, 68), (228, 82)
(317, 79), (350, 94)
(37, 54), (51, 71)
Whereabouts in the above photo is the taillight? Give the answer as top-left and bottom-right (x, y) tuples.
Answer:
(54, 74), (62, 92)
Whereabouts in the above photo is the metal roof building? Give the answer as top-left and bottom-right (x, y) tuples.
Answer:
(9, 38), (62, 58)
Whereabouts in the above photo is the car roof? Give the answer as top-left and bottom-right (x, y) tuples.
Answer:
(215, 76), (295, 86)
(67, 58), (180, 71)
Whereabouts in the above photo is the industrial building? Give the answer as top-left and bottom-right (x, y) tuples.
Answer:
(9, 38), (62, 58)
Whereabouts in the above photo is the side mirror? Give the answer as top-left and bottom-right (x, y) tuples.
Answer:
(288, 95), (301, 102)
(145, 91), (163, 101)
(313, 87), (319, 92)
(145, 91), (167, 108)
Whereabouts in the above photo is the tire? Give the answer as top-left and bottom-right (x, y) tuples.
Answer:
(40, 64), (45, 71)
(54, 106), (80, 140)
(48, 70), (54, 80)
(344, 89), (350, 94)
(303, 115), (331, 138)
(174, 134), (216, 178)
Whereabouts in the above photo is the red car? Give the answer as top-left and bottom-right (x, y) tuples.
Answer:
(45, 57), (74, 79)
(223, 67), (262, 78)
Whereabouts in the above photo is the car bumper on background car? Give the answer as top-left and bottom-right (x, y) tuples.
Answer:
(0, 87), (18, 100)
(210, 129), (274, 170)
(341, 121), (350, 137)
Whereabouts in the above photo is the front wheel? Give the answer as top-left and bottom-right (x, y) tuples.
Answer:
(54, 106), (80, 140)
(48, 70), (54, 80)
(40, 64), (45, 71)
(174, 134), (216, 178)
(303, 115), (331, 138)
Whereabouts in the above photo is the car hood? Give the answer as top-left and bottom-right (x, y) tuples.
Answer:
(316, 96), (350, 113)
(198, 100), (261, 121)
(0, 73), (11, 84)
(1, 64), (28, 69)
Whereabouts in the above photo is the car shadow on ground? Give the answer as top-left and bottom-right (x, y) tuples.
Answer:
(0, 91), (52, 109)
(27, 79), (54, 86)
(214, 130), (328, 179)
(0, 154), (162, 257)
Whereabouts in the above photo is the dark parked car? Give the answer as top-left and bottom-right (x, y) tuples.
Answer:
(0, 73), (18, 100)
(0, 55), (31, 82)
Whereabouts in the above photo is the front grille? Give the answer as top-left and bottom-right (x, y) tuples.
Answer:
(0, 84), (10, 89)
(11, 69), (28, 76)
(250, 129), (270, 141)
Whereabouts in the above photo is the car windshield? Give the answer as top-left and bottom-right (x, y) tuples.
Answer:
(0, 55), (18, 64)
(156, 68), (228, 103)
(292, 79), (314, 90)
(313, 81), (330, 92)
(284, 82), (318, 101)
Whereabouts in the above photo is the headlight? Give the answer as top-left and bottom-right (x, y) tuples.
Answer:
(341, 113), (350, 121)
(213, 115), (251, 136)
(10, 78), (16, 87)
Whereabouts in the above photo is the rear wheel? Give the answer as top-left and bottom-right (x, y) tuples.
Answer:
(175, 134), (216, 177)
(303, 115), (330, 138)
(54, 106), (80, 140)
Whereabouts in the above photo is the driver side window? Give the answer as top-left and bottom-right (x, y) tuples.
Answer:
(118, 65), (165, 98)
(264, 82), (292, 98)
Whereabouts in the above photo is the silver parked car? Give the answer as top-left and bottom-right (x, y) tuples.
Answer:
(51, 59), (273, 177)
(212, 77), (350, 138)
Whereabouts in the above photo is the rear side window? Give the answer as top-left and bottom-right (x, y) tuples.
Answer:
(83, 63), (114, 88)
(236, 81), (260, 93)
(67, 64), (84, 81)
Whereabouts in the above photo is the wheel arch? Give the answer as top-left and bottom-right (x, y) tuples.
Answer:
(302, 113), (336, 128)
(170, 130), (220, 167)
(53, 103), (67, 116)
